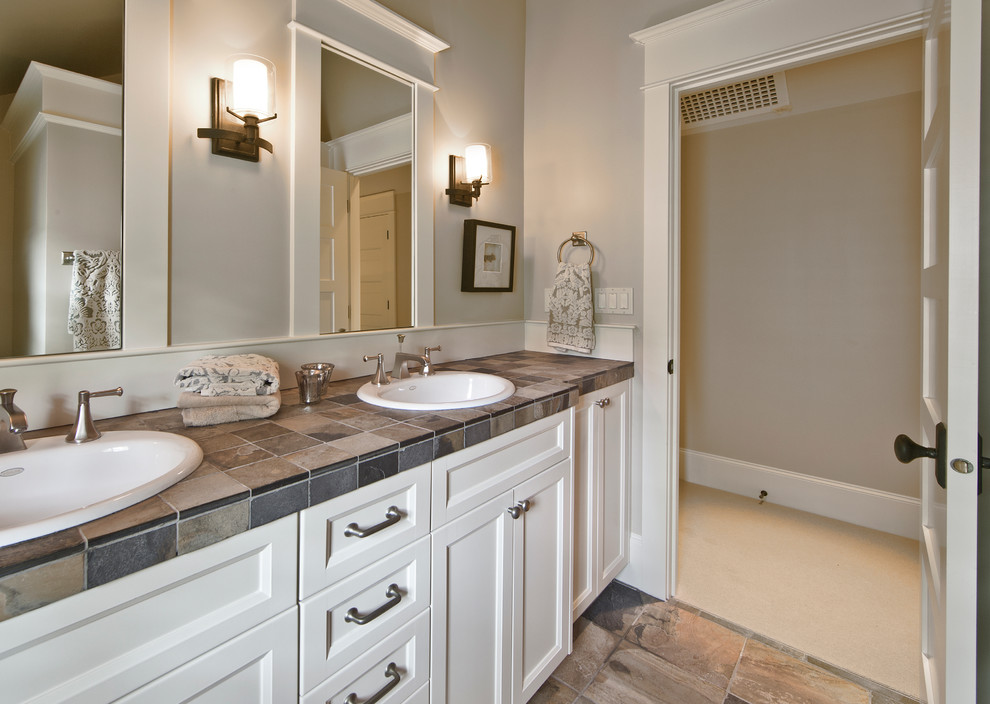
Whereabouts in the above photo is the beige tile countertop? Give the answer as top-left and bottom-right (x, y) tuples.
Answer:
(0, 350), (633, 622)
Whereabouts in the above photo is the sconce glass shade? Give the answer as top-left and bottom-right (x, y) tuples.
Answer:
(227, 55), (276, 119)
(464, 143), (492, 185)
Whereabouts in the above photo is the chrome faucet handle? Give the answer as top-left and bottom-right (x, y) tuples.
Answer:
(0, 389), (28, 433)
(66, 387), (123, 444)
(363, 353), (390, 386)
(422, 346), (442, 375)
(0, 389), (28, 453)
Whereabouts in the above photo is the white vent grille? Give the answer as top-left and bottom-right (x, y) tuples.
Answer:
(680, 73), (789, 131)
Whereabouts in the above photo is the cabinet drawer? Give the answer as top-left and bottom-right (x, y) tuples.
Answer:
(432, 410), (572, 528)
(300, 463), (430, 598)
(117, 607), (298, 703)
(300, 536), (430, 694)
(0, 515), (297, 704)
(403, 683), (430, 704)
(301, 609), (430, 704)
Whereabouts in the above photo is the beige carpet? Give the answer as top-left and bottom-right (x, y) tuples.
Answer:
(675, 481), (922, 700)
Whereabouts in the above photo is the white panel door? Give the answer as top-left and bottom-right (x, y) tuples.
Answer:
(901, 0), (981, 701)
(360, 191), (397, 330)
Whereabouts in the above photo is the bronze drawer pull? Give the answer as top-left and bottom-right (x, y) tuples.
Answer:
(344, 584), (403, 625)
(344, 506), (402, 538)
(342, 662), (400, 704)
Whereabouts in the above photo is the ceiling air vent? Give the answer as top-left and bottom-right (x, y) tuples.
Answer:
(680, 73), (790, 132)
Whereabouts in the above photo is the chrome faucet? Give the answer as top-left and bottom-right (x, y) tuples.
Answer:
(0, 389), (28, 453)
(66, 387), (123, 444)
(363, 353), (390, 386)
(392, 347), (440, 379)
(423, 345), (442, 371)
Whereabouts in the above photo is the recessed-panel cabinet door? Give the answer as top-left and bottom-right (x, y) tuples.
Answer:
(512, 460), (571, 703)
(431, 491), (513, 704)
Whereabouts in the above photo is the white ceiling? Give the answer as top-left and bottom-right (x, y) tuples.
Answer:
(0, 0), (122, 96)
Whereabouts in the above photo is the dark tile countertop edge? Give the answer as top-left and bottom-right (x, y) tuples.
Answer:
(0, 350), (633, 622)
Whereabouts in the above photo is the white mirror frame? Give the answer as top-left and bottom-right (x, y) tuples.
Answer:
(289, 0), (449, 336)
(0, 0), (454, 428)
(123, 0), (170, 350)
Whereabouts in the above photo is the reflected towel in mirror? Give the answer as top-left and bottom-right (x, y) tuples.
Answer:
(68, 250), (122, 352)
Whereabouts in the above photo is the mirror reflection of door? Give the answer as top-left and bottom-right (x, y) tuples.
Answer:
(320, 46), (412, 334)
(359, 191), (397, 330)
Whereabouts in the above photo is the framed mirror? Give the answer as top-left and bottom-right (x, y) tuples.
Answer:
(290, 0), (448, 338)
(319, 48), (413, 334)
(0, 0), (123, 358)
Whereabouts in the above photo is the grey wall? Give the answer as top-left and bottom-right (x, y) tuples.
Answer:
(382, 0), (528, 325)
(523, 0), (719, 535)
(168, 0), (527, 346)
(169, 0), (292, 345)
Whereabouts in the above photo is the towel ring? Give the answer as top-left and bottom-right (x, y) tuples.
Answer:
(557, 232), (596, 265)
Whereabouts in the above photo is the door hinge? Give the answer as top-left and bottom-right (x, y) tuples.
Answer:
(667, 359), (674, 375)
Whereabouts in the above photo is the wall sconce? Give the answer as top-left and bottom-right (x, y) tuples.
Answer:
(197, 55), (277, 162)
(446, 143), (492, 206)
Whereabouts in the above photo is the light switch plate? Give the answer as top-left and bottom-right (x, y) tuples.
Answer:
(595, 287), (634, 315)
(545, 287), (634, 314)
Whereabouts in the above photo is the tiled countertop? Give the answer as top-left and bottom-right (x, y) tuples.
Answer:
(0, 351), (633, 622)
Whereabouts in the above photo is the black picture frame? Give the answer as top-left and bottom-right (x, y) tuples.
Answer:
(461, 219), (516, 292)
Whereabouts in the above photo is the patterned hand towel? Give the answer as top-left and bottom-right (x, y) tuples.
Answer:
(547, 262), (595, 354)
(68, 250), (122, 352)
(175, 354), (280, 396)
(177, 391), (281, 426)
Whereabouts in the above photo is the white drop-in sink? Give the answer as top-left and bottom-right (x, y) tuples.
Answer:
(357, 371), (515, 411)
(0, 431), (203, 548)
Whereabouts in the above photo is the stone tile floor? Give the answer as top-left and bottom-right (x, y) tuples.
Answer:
(528, 582), (921, 704)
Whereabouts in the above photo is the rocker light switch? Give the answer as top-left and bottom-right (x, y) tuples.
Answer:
(594, 288), (634, 315)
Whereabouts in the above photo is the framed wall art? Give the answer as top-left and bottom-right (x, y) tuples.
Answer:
(461, 219), (516, 292)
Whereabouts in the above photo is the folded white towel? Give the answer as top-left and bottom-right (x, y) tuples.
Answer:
(547, 262), (595, 354)
(178, 390), (281, 426)
(68, 250), (122, 352)
(175, 354), (280, 396)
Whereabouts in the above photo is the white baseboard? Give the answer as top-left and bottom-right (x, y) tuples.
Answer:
(681, 450), (920, 540)
(524, 320), (635, 361)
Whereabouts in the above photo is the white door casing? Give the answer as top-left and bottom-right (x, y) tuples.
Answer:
(914, 0), (981, 700)
(634, 1), (980, 701)
(633, 0), (929, 600)
(320, 168), (351, 333)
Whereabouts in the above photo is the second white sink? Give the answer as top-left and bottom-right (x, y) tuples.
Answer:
(357, 371), (515, 411)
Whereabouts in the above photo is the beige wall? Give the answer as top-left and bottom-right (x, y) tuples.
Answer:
(679, 91), (922, 498)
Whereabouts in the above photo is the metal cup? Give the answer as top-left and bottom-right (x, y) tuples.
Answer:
(301, 362), (334, 391)
(295, 369), (324, 404)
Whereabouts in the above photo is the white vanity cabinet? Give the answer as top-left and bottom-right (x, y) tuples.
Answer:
(430, 412), (573, 704)
(299, 463), (432, 703)
(572, 380), (631, 619)
(0, 515), (299, 703)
